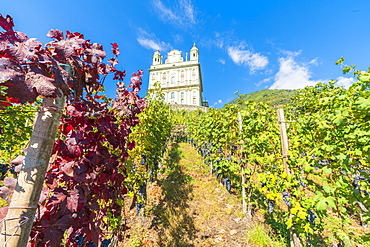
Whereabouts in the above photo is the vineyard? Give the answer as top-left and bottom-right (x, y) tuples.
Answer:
(0, 14), (370, 247)
(185, 74), (370, 246)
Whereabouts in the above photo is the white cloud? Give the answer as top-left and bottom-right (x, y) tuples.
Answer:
(269, 52), (326, 90)
(180, 0), (196, 24)
(255, 77), (273, 87)
(153, 0), (177, 20)
(173, 34), (183, 44)
(227, 45), (269, 73)
(335, 76), (356, 89)
(137, 38), (163, 51)
(136, 28), (171, 51)
(152, 0), (196, 28)
(308, 58), (319, 66)
(217, 58), (226, 64)
(212, 99), (223, 106)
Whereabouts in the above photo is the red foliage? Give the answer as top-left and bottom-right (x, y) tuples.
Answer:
(0, 14), (148, 246)
(30, 72), (146, 245)
(0, 15), (123, 104)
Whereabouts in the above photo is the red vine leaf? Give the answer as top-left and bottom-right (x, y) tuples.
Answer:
(4, 177), (17, 190)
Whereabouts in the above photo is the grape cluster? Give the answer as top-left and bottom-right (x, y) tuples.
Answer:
(136, 184), (146, 215)
(297, 177), (307, 187)
(101, 239), (112, 247)
(307, 209), (316, 225)
(87, 241), (97, 247)
(136, 203), (143, 216)
(74, 235), (86, 247)
(332, 241), (345, 247)
(282, 192), (292, 207)
(352, 174), (370, 194)
(223, 177), (231, 191)
(214, 165), (220, 179)
(139, 184), (146, 197)
(306, 235), (312, 246)
(0, 163), (9, 178)
(140, 155), (147, 165)
(267, 199), (275, 213)
(230, 143), (237, 155)
(9, 164), (16, 174)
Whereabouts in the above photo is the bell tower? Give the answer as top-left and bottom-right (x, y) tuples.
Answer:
(152, 50), (162, 65)
(190, 43), (199, 61)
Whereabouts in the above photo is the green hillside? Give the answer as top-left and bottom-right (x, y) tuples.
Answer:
(228, 89), (297, 107)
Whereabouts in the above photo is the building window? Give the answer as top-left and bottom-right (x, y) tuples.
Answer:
(192, 68), (196, 77)
(162, 72), (166, 79)
(171, 92), (175, 99)
(193, 97), (196, 104)
(181, 70), (184, 83)
(180, 92), (184, 99)
(171, 76), (175, 84)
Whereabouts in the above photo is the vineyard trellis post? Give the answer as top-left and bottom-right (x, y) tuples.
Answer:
(0, 94), (65, 247)
(277, 108), (291, 176)
(277, 109), (302, 247)
(238, 112), (247, 214)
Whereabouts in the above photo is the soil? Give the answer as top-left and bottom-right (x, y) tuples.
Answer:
(119, 142), (258, 247)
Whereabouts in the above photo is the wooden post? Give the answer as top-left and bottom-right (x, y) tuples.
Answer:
(238, 112), (247, 214)
(0, 94), (65, 247)
(277, 109), (290, 176)
(277, 109), (302, 247)
(241, 170), (247, 214)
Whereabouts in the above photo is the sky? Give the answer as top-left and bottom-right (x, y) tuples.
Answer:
(2, 0), (370, 107)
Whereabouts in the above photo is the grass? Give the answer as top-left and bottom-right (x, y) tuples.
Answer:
(246, 223), (285, 247)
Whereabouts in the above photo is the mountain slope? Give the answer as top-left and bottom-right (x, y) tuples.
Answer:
(228, 89), (297, 106)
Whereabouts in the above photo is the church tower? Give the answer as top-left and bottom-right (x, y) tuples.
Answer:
(190, 43), (199, 61)
(152, 50), (162, 65)
(148, 44), (207, 108)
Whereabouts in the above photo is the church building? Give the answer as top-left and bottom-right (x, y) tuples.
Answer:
(148, 44), (208, 107)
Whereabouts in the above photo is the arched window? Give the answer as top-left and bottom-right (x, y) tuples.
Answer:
(171, 92), (175, 99)
(171, 76), (175, 84)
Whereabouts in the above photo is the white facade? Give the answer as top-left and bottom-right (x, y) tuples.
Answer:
(148, 44), (207, 107)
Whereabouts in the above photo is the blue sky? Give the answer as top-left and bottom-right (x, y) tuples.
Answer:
(2, 0), (370, 107)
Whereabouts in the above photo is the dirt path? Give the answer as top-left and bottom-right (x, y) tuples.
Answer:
(120, 143), (267, 247)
